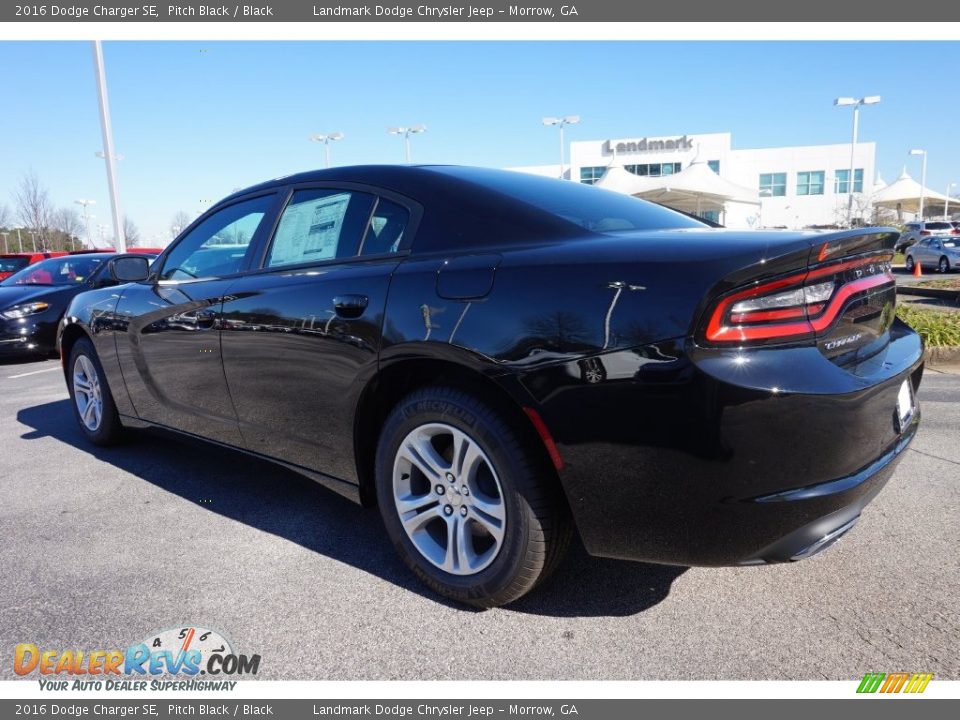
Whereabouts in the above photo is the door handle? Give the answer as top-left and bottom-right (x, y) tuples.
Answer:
(333, 294), (369, 319)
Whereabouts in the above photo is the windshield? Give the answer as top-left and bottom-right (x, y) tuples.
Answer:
(0, 256), (105, 286)
(0, 257), (30, 274)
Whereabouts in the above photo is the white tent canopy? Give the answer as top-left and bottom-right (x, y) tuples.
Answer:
(596, 160), (759, 216)
(871, 168), (953, 214)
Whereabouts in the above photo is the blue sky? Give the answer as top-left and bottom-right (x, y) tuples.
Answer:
(1, 41), (958, 243)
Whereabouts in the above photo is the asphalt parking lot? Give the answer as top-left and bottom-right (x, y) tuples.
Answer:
(1, 356), (958, 681)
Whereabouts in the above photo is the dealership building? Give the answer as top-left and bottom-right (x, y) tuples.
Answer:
(510, 131), (878, 229)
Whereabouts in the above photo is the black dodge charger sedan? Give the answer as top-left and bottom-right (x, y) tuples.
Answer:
(59, 166), (923, 606)
(0, 252), (157, 358)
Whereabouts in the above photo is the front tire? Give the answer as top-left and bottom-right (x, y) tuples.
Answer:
(67, 337), (125, 446)
(905, 255), (915, 272)
(939, 256), (950, 273)
(375, 386), (572, 607)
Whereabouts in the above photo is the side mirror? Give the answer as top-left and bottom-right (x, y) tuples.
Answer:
(109, 256), (151, 284)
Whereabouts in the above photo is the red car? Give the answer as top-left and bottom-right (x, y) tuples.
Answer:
(0, 252), (68, 281)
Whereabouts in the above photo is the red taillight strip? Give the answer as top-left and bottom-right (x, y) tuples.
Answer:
(707, 272), (892, 343)
(523, 407), (565, 471)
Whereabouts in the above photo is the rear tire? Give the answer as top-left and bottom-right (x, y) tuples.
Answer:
(905, 255), (915, 272)
(939, 256), (950, 273)
(67, 337), (125, 446)
(375, 386), (572, 607)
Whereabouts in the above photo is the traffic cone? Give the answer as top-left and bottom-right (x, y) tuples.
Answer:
(913, 260), (922, 277)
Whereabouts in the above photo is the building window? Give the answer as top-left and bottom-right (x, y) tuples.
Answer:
(580, 166), (606, 185)
(759, 173), (787, 197)
(796, 171), (825, 196)
(707, 160), (720, 174)
(835, 169), (864, 194)
(625, 162), (682, 177)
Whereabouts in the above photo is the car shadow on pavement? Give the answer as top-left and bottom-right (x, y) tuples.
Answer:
(17, 399), (685, 618)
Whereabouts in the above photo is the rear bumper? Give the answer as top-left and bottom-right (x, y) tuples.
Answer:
(516, 320), (924, 565)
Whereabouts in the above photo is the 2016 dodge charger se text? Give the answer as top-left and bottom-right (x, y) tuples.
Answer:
(59, 166), (923, 606)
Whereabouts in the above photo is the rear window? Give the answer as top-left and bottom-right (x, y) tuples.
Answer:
(0, 257), (29, 273)
(942, 240), (958, 248)
(925, 222), (952, 230)
(434, 167), (706, 234)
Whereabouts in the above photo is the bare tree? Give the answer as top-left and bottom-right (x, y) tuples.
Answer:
(12, 171), (54, 243)
(52, 207), (83, 240)
(123, 216), (141, 246)
(170, 210), (191, 238)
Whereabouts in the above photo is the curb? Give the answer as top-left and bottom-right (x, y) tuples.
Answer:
(924, 346), (960, 368)
(898, 286), (960, 301)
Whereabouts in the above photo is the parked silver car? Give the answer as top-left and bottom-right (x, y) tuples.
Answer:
(895, 221), (957, 253)
(905, 236), (960, 273)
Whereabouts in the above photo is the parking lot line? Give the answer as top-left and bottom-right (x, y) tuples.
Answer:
(6, 366), (61, 379)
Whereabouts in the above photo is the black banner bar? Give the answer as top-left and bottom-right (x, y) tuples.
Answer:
(3, 0), (960, 22)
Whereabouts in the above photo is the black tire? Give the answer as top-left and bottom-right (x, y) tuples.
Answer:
(67, 337), (125, 446)
(375, 386), (573, 608)
(905, 255), (915, 272)
(939, 256), (950, 274)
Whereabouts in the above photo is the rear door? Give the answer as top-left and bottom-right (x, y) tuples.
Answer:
(220, 184), (419, 481)
(114, 192), (281, 444)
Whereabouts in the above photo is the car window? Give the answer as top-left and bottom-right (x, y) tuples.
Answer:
(360, 198), (409, 256)
(925, 222), (951, 231)
(943, 240), (958, 249)
(0, 257), (30, 273)
(919, 238), (932, 247)
(159, 195), (274, 281)
(266, 189), (375, 268)
(1, 255), (104, 286)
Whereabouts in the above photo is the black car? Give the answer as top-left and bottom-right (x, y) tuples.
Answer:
(0, 252), (157, 358)
(59, 166), (923, 607)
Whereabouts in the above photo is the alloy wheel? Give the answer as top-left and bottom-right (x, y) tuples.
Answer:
(73, 355), (103, 432)
(392, 423), (506, 576)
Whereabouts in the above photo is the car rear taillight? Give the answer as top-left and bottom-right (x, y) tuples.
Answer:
(920, 231), (931, 236)
(703, 255), (894, 345)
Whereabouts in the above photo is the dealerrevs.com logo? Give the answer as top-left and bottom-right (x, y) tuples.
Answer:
(14, 626), (260, 691)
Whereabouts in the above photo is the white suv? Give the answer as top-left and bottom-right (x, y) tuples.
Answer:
(895, 221), (956, 253)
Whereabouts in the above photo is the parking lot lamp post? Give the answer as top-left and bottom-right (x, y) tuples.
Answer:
(945, 182), (956, 219)
(92, 41), (126, 252)
(74, 199), (96, 248)
(834, 96), (879, 227)
(387, 125), (427, 163)
(16, 228), (23, 252)
(0, 232), (8, 253)
(308, 132), (344, 168)
(909, 149), (928, 220)
(542, 115), (580, 180)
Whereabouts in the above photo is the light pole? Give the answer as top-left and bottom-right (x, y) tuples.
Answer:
(387, 125), (426, 163)
(74, 199), (96, 248)
(833, 96), (880, 228)
(945, 182), (956, 219)
(308, 132), (344, 168)
(542, 115), (580, 180)
(909, 149), (928, 220)
(0, 232), (8, 253)
(92, 41), (126, 252)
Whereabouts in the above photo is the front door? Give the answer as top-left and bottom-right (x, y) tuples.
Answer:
(114, 193), (279, 444)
